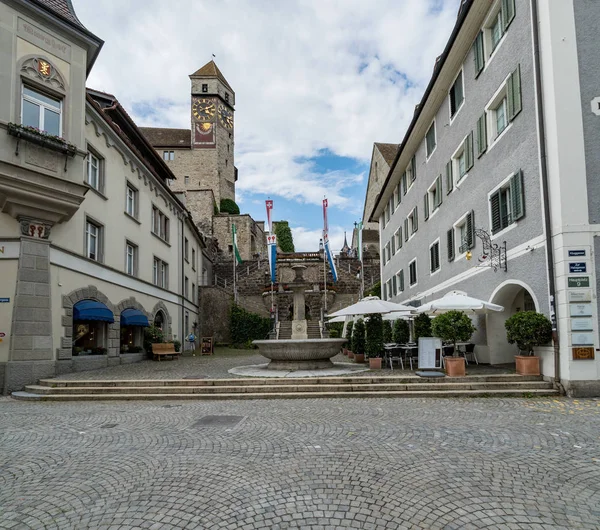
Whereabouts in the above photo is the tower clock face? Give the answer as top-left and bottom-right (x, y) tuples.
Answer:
(218, 104), (233, 129)
(192, 98), (216, 121)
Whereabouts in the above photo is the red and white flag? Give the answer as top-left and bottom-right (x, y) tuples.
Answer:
(322, 198), (328, 233)
(265, 200), (273, 233)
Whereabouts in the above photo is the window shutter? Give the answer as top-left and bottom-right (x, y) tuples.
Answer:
(398, 226), (403, 248)
(508, 65), (522, 121)
(510, 170), (525, 221)
(404, 219), (409, 241)
(466, 210), (475, 249)
(414, 206), (418, 232)
(473, 31), (485, 78)
(502, 0), (516, 31)
(401, 172), (407, 195)
(392, 274), (397, 296)
(465, 131), (474, 171)
(424, 193), (429, 221)
(400, 269), (404, 292)
(446, 161), (453, 194)
(397, 182), (402, 204)
(391, 235), (396, 255)
(436, 175), (443, 206)
(435, 244), (440, 270)
(411, 155), (417, 182)
(477, 113), (487, 157)
(447, 229), (455, 262)
(490, 193), (502, 234)
(430, 246), (435, 273)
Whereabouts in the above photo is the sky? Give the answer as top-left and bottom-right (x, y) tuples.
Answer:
(72, 0), (461, 252)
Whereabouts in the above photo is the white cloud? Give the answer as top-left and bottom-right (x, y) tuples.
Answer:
(291, 225), (346, 253)
(73, 0), (460, 209)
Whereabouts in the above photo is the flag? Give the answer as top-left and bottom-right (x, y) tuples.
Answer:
(324, 232), (338, 283)
(265, 200), (273, 233)
(322, 198), (328, 233)
(357, 221), (363, 262)
(232, 223), (242, 264)
(267, 233), (277, 283)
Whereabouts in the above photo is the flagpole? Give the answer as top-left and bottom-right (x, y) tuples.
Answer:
(233, 247), (237, 303)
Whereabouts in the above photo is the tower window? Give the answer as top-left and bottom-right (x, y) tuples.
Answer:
(225, 93), (229, 102)
(202, 84), (208, 93)
(226, 159), (228, 167)
(184, 175), (190, 185)
(163, 151), (174, 161)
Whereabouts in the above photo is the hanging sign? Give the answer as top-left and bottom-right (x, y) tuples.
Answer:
(568, 277), (590, 288)
(569, 262), (587, 273)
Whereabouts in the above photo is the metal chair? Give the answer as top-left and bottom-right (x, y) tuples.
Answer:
(403, 345), (418, 370)
(462, 343), (478, 365)
(388, 345), (404, 370)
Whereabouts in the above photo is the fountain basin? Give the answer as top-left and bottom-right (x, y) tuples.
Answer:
(252, 338), (347, 370)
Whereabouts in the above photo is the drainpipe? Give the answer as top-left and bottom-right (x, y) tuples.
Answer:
(531, 0), (562, 392)
(181, 215), (185, 345)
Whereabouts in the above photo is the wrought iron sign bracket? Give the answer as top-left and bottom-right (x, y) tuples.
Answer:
(474, 228), (507, 272)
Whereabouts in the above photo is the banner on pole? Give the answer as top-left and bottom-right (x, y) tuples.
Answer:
(267, 233), (277, 283)
(324, 232), (338, 283)
(322, 198), (328, 233)
(357, 221), (363, 262)
(232, 223), (242, 264)
(265, 200), (273, 233)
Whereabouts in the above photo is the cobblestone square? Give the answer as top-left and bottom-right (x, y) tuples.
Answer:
(1, 396), (599, 529)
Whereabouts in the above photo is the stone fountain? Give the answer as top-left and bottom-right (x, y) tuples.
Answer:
(253, 264), (346, 370)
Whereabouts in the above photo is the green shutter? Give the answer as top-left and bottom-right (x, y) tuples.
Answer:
(436, 175), (443, 207)
(508, 65), (522, 121)
(392, 275), (397, 296)
(398, 226), (403, 248)
(411, 155), (417, 182)
(491, 193), (502, 234)
(404, 219), (409, 241)
(466, 210), (475, 249)
(473, 31), (485, 78)
(401, 172), (407, 195)
(465, 131), (474, 171)
(400, 269), (404, 292)
(414, 206), (418, 232)
(477, 113), (487, 157)
(447, 229), (455, 261)
(424, 193), (429, 221)
(510, 170), (525, 221)
(430, 246), (434, 273)
(446, 161), (453, 194)
(391, 234), (395, 255)
(397, 182), (402, 204)
(502, 0), (516, 31)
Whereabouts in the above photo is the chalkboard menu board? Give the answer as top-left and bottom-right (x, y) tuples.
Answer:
(201, 336), (214, 355)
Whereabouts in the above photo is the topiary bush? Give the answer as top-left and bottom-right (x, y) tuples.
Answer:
(352, 318), (366, 356)
(230, 304), (271, 346)
(274, 221), (295, 252)
(345, 321), (354, 351)
(383, 320), (393, 344)
(431, 310), (476, 356)
(505, 311), (552, 355)
(220, 198), (240, 215)
(144, 324), (165, 355)
(393, 319), (410, 344)
(413, 313), (432, 342)
(365, 313), (384, 359)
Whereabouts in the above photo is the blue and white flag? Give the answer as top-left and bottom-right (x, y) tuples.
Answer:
(323, 232), (338, 283)
(267, 233), (277, 283)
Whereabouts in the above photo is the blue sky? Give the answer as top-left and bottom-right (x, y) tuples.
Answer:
(73, 0), (461, 251)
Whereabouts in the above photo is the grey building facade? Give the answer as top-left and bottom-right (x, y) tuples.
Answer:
(371, 0), (600, 396)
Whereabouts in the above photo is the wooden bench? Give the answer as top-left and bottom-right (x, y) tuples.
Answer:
(151, 343), (180, 361)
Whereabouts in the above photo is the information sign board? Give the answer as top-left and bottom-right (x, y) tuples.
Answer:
(570, 303), (593, 317)
(418, 337), (442, 369)
(568, 277), (590, 288)
(569, 262), (587, 273)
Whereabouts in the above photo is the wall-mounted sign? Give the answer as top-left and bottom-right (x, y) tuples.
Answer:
(568, 250), (586, 257)
(571, 318), (593, 331)
(569, 262), (587, 273)
(568, 277), (590, 288)
(0, 298), (9, 303)
(569, 290), (592, 303)
(572, 332), (595, 345)
(570, 303), (593, 317)
(0, 242), (20, 259)
(573, 347), (595, 360)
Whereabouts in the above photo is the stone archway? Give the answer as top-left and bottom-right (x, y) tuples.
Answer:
(150, 301), (172, 340)
(59, 286), (118, 360)
(487, 281), (540, 364)
(116, 297), (152, 353)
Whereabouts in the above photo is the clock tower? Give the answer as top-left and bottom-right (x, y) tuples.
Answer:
(189, 61), (236, 203)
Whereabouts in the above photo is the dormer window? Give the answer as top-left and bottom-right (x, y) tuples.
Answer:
(22, 86), (61, 136)
(202, 84), (208, 93)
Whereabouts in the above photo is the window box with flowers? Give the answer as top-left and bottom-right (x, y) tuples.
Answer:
(7, 122), (77, 159)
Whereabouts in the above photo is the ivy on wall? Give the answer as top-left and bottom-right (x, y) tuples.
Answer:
(230, 304), (272, 346)
(220, 198), (240, 215)
(275, 221), (295, 252)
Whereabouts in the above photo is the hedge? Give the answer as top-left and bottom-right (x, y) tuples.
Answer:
(230, 304), (271, 346)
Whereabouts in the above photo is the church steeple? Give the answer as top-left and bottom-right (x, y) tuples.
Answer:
(190, 60), (235, 107)
(341, 231), (350, 255)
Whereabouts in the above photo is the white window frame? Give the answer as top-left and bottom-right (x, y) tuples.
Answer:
(451, 134), (470, 188)
(488, 172), (518, 240)
(425, 119), (437, 160)
(85, 218), (102, 262)
(407, 207), (417, 239)
(429, 238), (441, 276)
(453, 211), (471, 261)
(153, 257), (169, 288)
(396, 269), (404, 293)
(125, 241), (137, 276)
(408, 258), (418, 288)
(163, 150), (175, 161)
(427, 178), (442, 219)
(485, 76), (512, 152)
(406, 159), (415, 191)
(482, 0), (508, 68)
(125, 183), (138, 218)
(21, 85), (62, 136)
(151, 205), (170, 243)
(86, 151), (100, 190)
(448, 69), (465, 123)
(393, 229), (401, 255)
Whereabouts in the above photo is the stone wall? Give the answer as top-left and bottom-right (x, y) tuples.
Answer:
(186, 189), (216, 236)
(198, 285), (232, 344)
(213, 214), (267, 261)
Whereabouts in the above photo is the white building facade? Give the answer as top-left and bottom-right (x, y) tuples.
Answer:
(371, 0), (600, 397)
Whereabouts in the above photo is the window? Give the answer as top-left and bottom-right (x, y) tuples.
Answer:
(407, 155), (417, 184)
(454, 211), (475, 255)
(485, 65), (521, 146)
(394, 229), (402, 253)
(151, 206), (170, 242)
(126, 184), (137, 217)
(452, 132), (474, 184)
(490, 171), (524, 234)
(184, 176), (190, 185)
(397, 270), (405, 293)
(392, 274), (397, 296)
(494, 98), (507, 137)
(480, 0), (516, 67)
(125, 242), (137, 276)
(192, 248), (196, 270)
(225, 93), (229, 102)
(153, 257), (169, 288)
(184, 238), (189, 261)
(21, 86), (61, 136)
(384, 242), (391, 265)
(185, 276), (189, 299)
(202, 84), (208, 93)
(429, 241), (440, 274)
(426, 121), (436, 158)
(407, 206), (418, 237)
(192, 283), (196, 304)
(395, 180), (402, 208)
(85, 219), (102, 262)
(86, 150), (102, 191)
(385, 202), (391, 225)
(391, 234), (396, 256)
(409, 259), (417, 287)
(449, 71), (464, 118)
(386, 279), (392, 300)
(445, 161), (453, 195)
(389, 195), (395, 215)
(163, 151), (174, 161)
(491, 11), (503, 50)
(401, 171), (408, 195)
(425, 175), (443, 221)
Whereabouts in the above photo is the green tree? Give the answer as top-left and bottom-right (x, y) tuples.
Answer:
(143, 324), (164, 355)
(366, 281), (381, 298)
(230, 304), (271, 346)
(431, 310), (476, 356)
(365, 314), (384, 359)
(219, 198), (240, 215)
(393, 319), (410, 344)
(382, 320), (393, 344)
(505, 311), (552, 355)
(413, 313), (432, 342)
(275, 221), (295, 252)
(352, 318), (366, 355)
(345, 321), (354, 350)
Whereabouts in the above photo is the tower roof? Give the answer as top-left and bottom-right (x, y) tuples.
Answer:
(341, 231), (350, 253)
(32, 0), (86, 29)
(190, 60), (233, 92)
(374, 143), (400, 166)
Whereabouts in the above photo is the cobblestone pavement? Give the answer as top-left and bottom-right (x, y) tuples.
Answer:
(51, 349), (514, 381)
(1, 397), (599, 529)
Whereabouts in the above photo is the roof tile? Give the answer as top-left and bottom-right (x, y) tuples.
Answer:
(33, 0), (85, 29)
(139, 127), (191, 148)
(374, 143), (400, 166)
(190, 60), (233, 92)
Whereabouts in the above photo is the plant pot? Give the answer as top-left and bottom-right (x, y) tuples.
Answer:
(444, 356), (466, 377)
(342, 348), (348, 356)
(354, 353), (365, 363)
(348, 351), (354, 359)
(369, 357), (382, 370)
(515, 355), (540, 376)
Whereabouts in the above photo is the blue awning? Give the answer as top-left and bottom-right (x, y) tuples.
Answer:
(73, 300), (114, 323)
(121, 308), (149, 327)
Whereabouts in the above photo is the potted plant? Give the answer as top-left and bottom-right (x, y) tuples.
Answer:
(413, 313), (432, 342)
(366, 313), (384, 369)
(432, 310), (476, 377)
(352, 318), (366, 363)
(393, 319), (410, 344)
(173, 339), (182, 353)
(505, 311), (552, 376)
(383, 320), (393, 344)
(345, 321), (354, 358)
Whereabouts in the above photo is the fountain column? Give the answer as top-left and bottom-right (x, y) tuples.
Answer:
(291, 265), (308, 340)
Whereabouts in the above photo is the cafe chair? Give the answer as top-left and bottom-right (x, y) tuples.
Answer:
(462, 343), (478, 365)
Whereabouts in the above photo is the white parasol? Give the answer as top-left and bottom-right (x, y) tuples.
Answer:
(416, 290), (504, 315)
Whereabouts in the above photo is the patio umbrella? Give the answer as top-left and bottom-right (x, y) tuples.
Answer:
(382, 311), (412, 321)
(416, 290), (504, 315)
(327, 315), (351, 323)
(328, 296), (414, 318)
